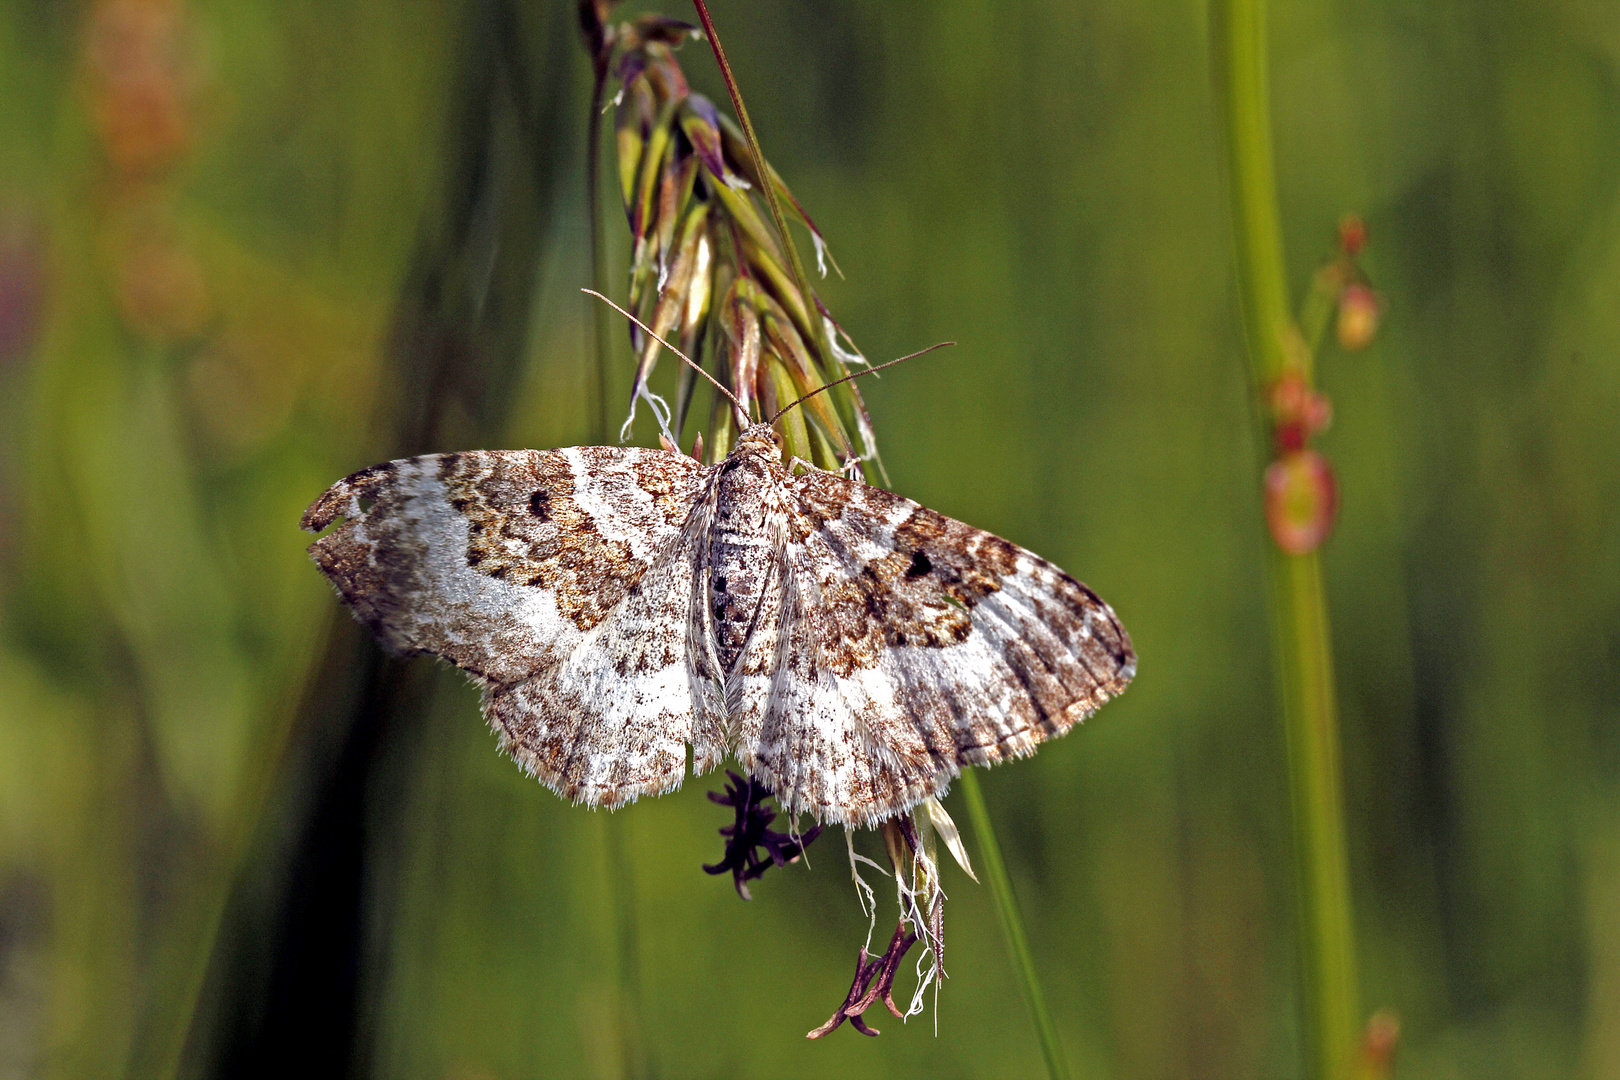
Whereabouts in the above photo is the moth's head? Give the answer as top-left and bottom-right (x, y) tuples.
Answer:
(734, 423), (783, 459)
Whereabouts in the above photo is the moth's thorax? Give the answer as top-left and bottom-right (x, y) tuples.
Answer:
(707, 431), (786, 674)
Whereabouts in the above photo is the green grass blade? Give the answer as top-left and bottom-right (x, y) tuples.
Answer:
(958, 770), (1073, 1080)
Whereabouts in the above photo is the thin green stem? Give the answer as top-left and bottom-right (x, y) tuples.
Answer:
(1212, 2), (1361, 1078)
(1274, 549), (1359, 1080)
(1299, 264), (1341, 357)
(688, 0), (834, 367)
(1214, 0), (1290, 386)
(587, 46), (613, 445)
(958, 771), (1073, 1080)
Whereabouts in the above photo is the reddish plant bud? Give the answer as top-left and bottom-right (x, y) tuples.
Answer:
(1270, 369), (1308, 418)
(1264, 449), (1337, 555)
(85, 0), (196, 179)
(1274, 420), (1308, 454)
(1303, 388), (1333, 434)
(1337, 282), (1379, 351)
(1268, 370), (1332, 452)
(1337, 215), (1366, 257)
(1359, 1009), (1400, 1079)
(1270, 372), (1308, 420)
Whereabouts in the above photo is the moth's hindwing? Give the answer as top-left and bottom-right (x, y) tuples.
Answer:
(731, 467), (1135, 826)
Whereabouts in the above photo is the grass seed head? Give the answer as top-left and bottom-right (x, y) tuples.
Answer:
(600, 20), (873, 471)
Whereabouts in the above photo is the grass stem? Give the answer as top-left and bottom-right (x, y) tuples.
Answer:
(586, 39), (613, 445)
(958, 770), (1073, 1080)
(1212, 2), (1361, 1076)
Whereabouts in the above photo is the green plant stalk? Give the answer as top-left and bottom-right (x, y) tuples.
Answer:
(587, 44), (614, 444)
(1298, 264), (1341, 357)
(1212, 2), (1361, 1078)
(958, 770), (1073, 1080)
(1275, 549), (1359, 1080)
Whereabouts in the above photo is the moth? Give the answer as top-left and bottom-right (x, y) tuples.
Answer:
(301, 312), (1135, 827)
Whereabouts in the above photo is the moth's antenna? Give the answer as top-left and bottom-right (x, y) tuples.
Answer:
(582, 289), (749, 424)
(768, 341), (955, 425)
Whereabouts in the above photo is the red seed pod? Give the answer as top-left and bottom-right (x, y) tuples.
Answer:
(1360, 1010), (1401, 1080)
(1268, 371), (1333, 453)
(1337, 282), (1380, 351)
(1337, 215), (1366, 258)
(1274, 420), (1307, 454)
(1303, 388), (1333, 435)
(1264, 449), (1338, 555)
(1269, 370), (1309, 418)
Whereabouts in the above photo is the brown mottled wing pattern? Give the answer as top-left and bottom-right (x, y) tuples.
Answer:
(733, 468), (1135, 826)
(301, 447), (724, 807)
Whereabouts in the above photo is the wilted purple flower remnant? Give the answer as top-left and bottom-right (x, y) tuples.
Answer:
(806, 920), (918, 1039)
(703, 771), (824, 900)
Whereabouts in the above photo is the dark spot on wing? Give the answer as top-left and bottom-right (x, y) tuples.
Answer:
(440, 450), (657, 631)
(906, 552), (932, 578)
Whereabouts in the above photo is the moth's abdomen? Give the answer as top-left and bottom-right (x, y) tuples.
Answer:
(707, 457), (777, 674)
(707, 538), (769, 673)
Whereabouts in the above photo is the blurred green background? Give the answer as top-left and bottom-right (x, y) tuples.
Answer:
(2, 1), (1618, 1077)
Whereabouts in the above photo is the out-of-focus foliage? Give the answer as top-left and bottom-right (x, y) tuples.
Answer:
(0, 1), (1617, 1078)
